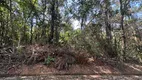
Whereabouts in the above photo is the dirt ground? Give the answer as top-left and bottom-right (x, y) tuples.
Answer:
(0, 44), (142, 79)
(1, 75), (142, 80)
(1, 62), (142, 76)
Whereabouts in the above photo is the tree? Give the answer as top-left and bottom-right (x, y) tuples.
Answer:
(119, 0), (130, 60)
(48, 0), (64, 44)
(48, 0), (55, 44)
(0, 0), (142, 63)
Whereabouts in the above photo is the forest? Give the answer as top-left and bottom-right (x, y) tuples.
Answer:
(0, 0), (142, 78)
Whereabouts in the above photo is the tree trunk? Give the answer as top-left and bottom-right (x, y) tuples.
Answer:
(10, 0), (14, 46)
(41, 0), (46, 43)
(30, 17), (33, 44)
(81, 18), (84, 30)
(23, 8), (27, 44)
(120, 0), (126, 60)
(48, 0), (55, 44)
(105, 0), (112, 43)
(0, 12), (2, 45)
(55, 0), (60, 44)
(23, 25), (27, 43)
(104, 0), (115, 58)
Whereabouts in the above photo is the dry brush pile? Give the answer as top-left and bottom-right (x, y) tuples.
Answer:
(0, 44), (94, 72)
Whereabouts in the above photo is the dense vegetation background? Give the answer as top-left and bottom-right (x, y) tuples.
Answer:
(0, 0), (142, 68)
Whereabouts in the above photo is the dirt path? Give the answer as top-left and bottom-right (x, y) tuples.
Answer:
(1, 75), (142, 80)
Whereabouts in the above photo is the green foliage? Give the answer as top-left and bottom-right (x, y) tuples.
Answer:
(69, 24), (104, 57)
(60, 31), (70, 43)
(44, 56), (55, 65)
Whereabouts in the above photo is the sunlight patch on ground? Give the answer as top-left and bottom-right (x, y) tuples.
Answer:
(128, 65), (141, 72)
(125, 63), (142, 72)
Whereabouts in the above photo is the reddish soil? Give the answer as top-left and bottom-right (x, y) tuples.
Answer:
(0, 44), (142, 76)
(6, 59), (142, 76)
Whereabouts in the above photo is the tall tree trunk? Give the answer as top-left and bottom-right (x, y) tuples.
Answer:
(55, 24), (59, 44)
(0, 11), (2, 45)
(48, 0), (55, 44)
(120, 0), (126, 60)
(0, 8), (3, 45)
(10, 0), (13, 46)
(5, 9), (9, 44)
(104, 0), (116, 58)
(105, 0), (112, 43)
(30, 17), (33, 44)
(23, 8), (27, 44)
(23, 25), (27, 43)
(80, 0), (85, 30)
(41, 0), (46, 43)
(55, 0), (59, 44)
(0, 20), (4, 45)
(81, 18), (84, 30)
